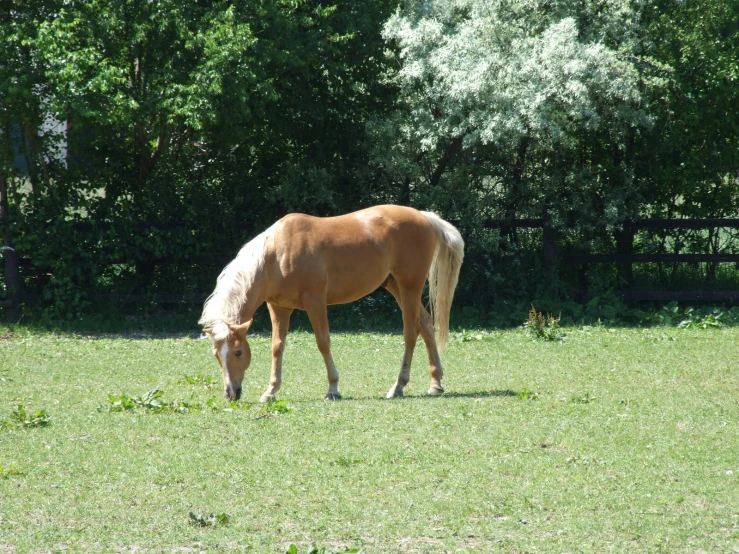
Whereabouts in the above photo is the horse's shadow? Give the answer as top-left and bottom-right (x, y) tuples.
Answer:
(433, 389), (520, 399)
(333, 389), (521, 402)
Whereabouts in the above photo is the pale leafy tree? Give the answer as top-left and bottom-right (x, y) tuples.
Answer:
(380, 0), (666, 230)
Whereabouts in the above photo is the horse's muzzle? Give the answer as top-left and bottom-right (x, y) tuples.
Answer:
(225, 386), (242, 401)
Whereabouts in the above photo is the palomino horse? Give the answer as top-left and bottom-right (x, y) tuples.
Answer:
(200, 205), (464, 402)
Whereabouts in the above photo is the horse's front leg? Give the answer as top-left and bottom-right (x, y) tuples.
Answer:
(260, 304), (293, 403)
(303, 294), (341, 400)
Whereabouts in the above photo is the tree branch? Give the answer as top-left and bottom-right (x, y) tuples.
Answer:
(429, 134), (464, 189)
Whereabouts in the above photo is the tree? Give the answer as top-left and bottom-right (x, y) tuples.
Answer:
(629, 0), (739, 284)
(0, 1), (61, 320)
(5, 0), (400, 315)
(380, 0), (664, 224)
(34, 0), (398, 221)
(638, 0), (739, 220)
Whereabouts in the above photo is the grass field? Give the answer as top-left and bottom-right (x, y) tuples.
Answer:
(0, 323), (737, 553)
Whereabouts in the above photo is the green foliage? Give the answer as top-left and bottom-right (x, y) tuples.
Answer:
(524, 305), (564, 341)
(187, 511), (231, 528)
(515, 387), (539, 401)
(260, 398), (291, 417)
(640, 0), (739, 221)
(285, 545), (361, 554)
(98, 387), (292, 419)
(637, 302), (739, 329)
(571, 392), (596, 404)
(0, 464), (24, 479)
(3, 404), (51, 429)
(371, 0), (739, 307)
(379, 0), (665, 234)
(2, 1), (739, 319)
(182, 374), (218, 390)
(677, 308), (728, 330)
(4, 0), (397, 315)
(99, 389), (201, 414)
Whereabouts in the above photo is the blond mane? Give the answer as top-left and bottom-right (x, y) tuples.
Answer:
(199, 226), (274, 340)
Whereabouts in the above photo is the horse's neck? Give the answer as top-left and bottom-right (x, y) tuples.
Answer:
(236, 264), (267, 323)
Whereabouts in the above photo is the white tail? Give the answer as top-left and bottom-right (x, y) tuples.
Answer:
(421, 211), (465, 350)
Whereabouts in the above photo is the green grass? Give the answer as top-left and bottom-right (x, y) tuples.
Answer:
(0, 325), (737, 553)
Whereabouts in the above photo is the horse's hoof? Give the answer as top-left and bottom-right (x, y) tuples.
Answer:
(259, 393), (276, 403)
(324, 392), (342, 401)
(386, 388), (404, 399)
(427, 386), (445, 396)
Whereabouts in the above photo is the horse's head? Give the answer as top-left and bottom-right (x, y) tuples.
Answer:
(204, 320), (253, 401)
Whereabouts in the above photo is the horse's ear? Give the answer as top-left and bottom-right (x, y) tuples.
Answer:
(229, 319), (253, 335)
(202, 327), (215, 339)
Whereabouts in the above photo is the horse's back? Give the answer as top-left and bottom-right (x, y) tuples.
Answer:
(275, 205), (430, 248)
(268, 206), (437, 305)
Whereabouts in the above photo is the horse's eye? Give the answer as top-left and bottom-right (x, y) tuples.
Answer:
(234, 350), (242, 357)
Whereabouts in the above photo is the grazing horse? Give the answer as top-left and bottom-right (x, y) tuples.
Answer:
(200, 204), (464, 402)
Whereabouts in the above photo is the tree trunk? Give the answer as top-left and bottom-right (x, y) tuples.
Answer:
(504, 137), (529, 246)
(0, 174), (22, 322)
(400, 176), (411, 206)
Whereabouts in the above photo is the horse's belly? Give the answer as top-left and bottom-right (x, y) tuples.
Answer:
(325, 265), (388, 305)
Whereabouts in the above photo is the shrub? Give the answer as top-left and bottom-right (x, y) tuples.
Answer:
(524, 305), (564, 341)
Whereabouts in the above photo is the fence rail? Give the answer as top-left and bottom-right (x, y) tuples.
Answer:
(3, 217), (739, 320)
(562, 253), (739, 264)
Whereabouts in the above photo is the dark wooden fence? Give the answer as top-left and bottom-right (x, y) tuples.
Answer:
(485, 218), (739, 302)
(3, 218), (739, 320)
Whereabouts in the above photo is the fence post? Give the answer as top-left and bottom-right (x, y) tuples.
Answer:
(614, 223), (635, 288)
(542, 224), (557, 271)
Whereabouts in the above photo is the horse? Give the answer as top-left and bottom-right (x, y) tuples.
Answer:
(199, 204), (464, 402)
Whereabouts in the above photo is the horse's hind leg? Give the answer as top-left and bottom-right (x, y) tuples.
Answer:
(382, 279), (423, 398)
(384, 276), (444, 396)
(419, 310), (444, 395)
(302, 293), (342, 400)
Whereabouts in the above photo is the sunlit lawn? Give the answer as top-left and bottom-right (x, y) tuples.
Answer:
(0, 324), (737, 553)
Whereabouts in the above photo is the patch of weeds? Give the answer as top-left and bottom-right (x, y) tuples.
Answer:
(646, 302), (739, 328)
(182, 374), (217, 390)
(220, 399), (253, 412)
(256, 398), (290, 419)
(0, 464), (24, 478)
(571, 392), (596, 404)
(516, 387), (539, 400)
(524, 305), (565, 341)
(188, 511), (230, 528)
(677, 307), (726, 329)
(332, 456), (366, 467)
(285, 545), (361, 554)
(566, 455), (606, 466)
(2, 404), (51, 429)
(99, 389), (202, 414)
